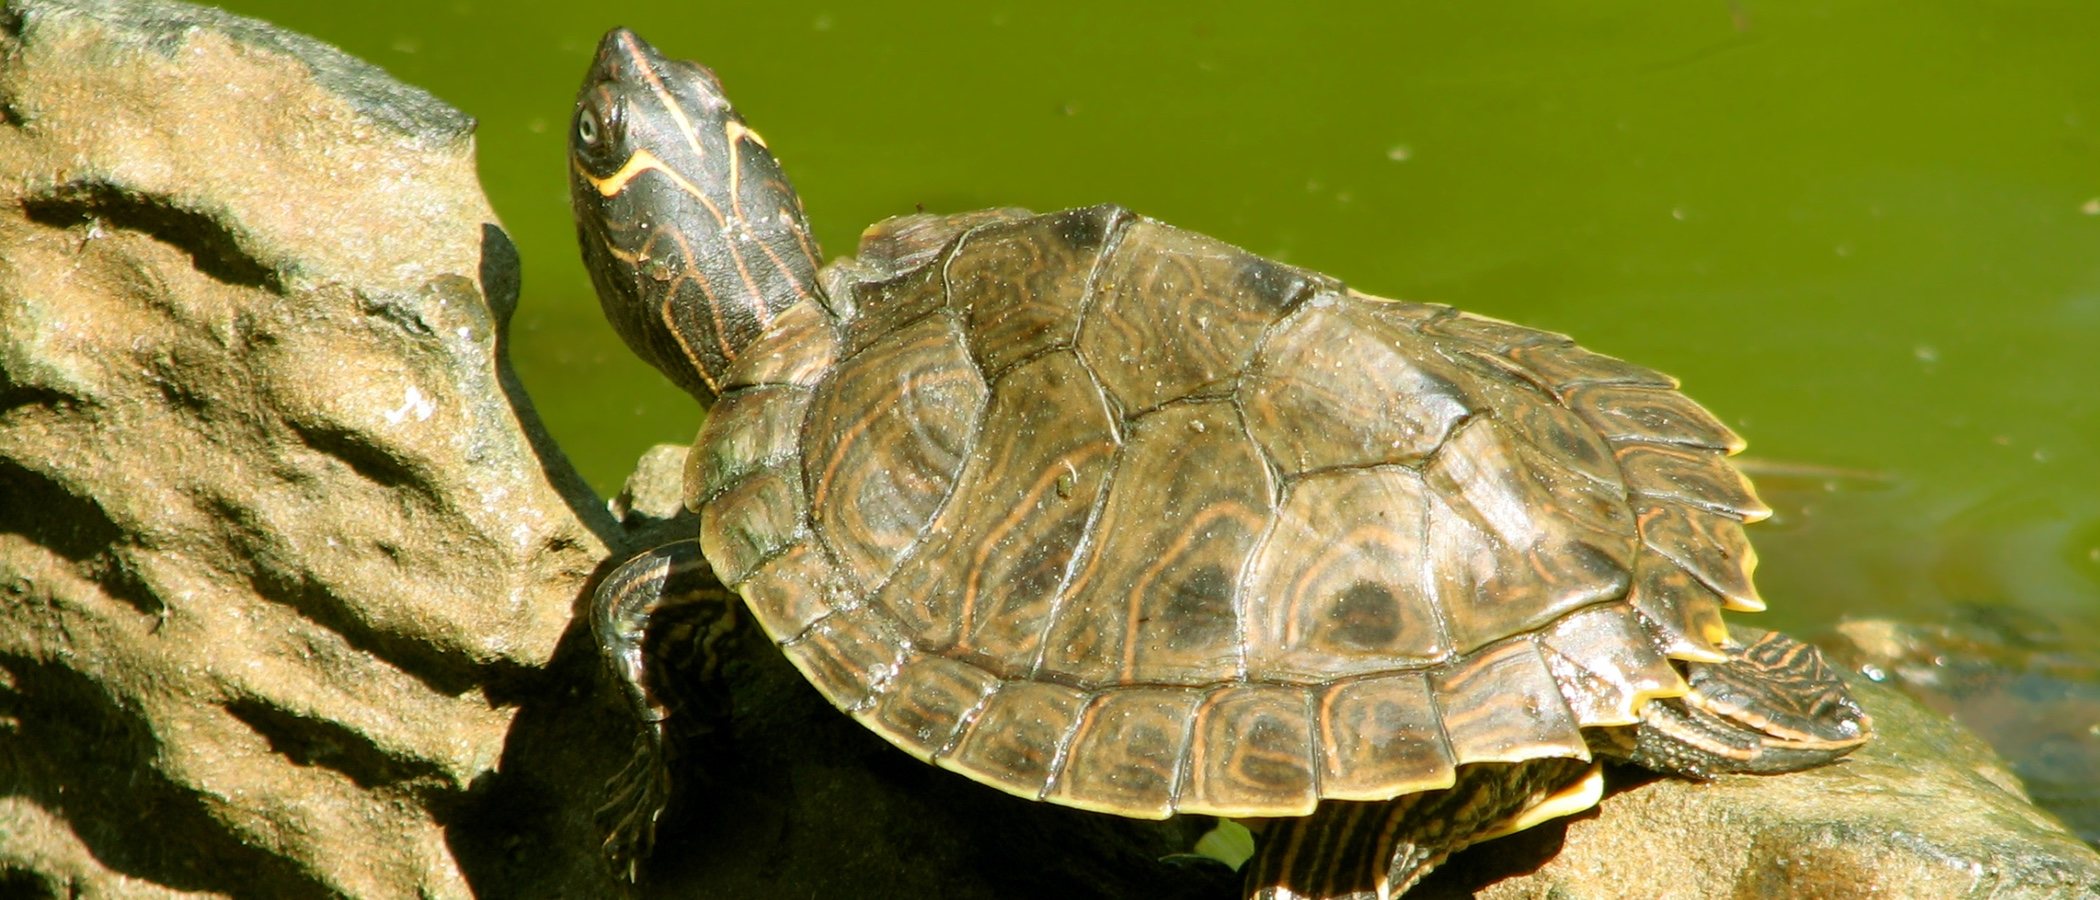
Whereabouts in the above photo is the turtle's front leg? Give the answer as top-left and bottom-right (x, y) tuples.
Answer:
(591, 538), (739, 880)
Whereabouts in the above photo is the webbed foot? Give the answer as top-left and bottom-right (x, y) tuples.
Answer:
(590, 538), (738, 880)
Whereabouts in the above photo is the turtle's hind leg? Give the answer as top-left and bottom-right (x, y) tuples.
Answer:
(1245, 758), (1597, 900)
(591, 538), (739, 880)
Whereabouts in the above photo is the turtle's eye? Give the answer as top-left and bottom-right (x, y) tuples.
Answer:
(576, 107), (600, 147)
(576, 99), (623, 154)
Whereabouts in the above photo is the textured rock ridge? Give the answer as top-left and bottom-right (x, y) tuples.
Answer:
(0, 1), (615, 895)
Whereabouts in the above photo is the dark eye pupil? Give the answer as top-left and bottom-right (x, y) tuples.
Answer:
(578, 111), (600, 145)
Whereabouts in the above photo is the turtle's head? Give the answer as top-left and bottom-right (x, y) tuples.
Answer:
(570, 27), (822, 407)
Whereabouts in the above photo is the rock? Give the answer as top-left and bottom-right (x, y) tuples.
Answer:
(1823, 610), (2100, 847)
(0, 0), (621, 896)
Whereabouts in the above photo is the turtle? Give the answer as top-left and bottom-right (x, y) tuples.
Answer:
(569, 26), (1871, 899)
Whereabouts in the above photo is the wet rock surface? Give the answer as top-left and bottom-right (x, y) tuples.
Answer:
(1824, 609), (2100, 849)
(0, 1), (2096, 898)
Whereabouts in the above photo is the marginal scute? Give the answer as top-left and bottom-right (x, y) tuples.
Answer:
(1636, 504), (1763, 611)
(697, 464), (804, 586)
(1036, 401), (1272, 688)
(1421, 309), (1572, 352)
(872, 351), (1117, 667)
(720, 296), (840, 391)
(1047, 687), (1204, 818)
(1433, 638), (1589, 765)
(1563, 382), (1747, 452)
(857, 207), (1034, 276)
(1077, 217), (1316, 412)
(1351, 290), (1452, 329)
(737, 541), (850, 642)
(1243, 468), (1449, 681)
(1180, 686), (1319, 817)
(1506, 341), (1678, 391)
(1615, 442), (1771, 522)
(1240, 301), (1473, 473)
(948, 205), (1129, 379)
(1423, 419), (1635, 653)
(777, 604), (911, 713)
(1315, 673), (1457, 800)
(685, 384), (810, 506)
(1536, 603), (1689, 728)
(804, 312), (988, 590)
(860, 651), (1001, 762)
(1628, 549), (1732, 662)
(943, 679), (1091, 802)
(837, 264), (951, 358)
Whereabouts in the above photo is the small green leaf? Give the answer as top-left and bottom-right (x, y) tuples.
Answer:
(1191, 818), (1256, 871)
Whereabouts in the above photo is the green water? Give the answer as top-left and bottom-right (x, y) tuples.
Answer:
(208, 1), (2100, 646)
